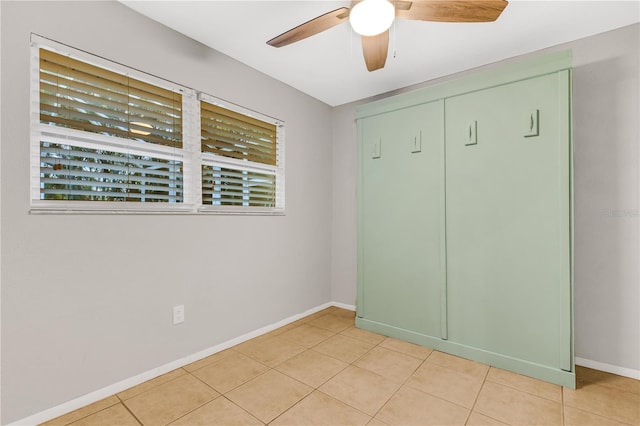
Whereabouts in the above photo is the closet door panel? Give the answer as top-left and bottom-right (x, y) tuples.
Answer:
(360, 101), (445, 338)
(445, 73), (571, 369)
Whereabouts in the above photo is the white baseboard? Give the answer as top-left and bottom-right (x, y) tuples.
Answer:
(16, 302), (638, 426)
(9, 301), (347, 426)
(332, 301), (356, 311)
(575, 357), (640, 380)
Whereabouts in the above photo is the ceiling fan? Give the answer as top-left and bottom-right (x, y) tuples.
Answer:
(267, 0), (509, 72)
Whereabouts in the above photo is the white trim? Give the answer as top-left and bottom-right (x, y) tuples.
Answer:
(181, 89), (200, 207)
(9, 301), (357, 426)
(30, 202), (195, 214)
(638, 47), (640, 402)
(198, 92), (283, 126)
(275, 123), (285, 210)
(198, 205), (285, 215)
(575, 357), (640, 380)
(0, 3), (3, 423)
(332, 302), (356, 312)
(29, 40), (41, 204)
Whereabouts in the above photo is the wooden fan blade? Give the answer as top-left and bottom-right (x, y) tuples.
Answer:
(396, 0), (508, 23)
(362, 30), (389, 72)
(267, 7), (350, 47)
(352, 0), (411, 9)
(395, 1), (414, 11)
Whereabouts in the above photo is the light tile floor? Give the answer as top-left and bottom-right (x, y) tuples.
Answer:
(43, 307), (640, 426)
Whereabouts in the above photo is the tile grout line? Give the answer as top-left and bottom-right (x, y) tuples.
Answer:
(376, 341), (434, 361)
(316, 388), (375, 420)
(217, 353), (317, 425)
(560, 405), (637, 426)
(183, 348), (239, 374)
(275, 349), (350, 390)
(216, 394), (268, 426)
(400, 351), (515, 419)
(267, 325), (368, 425)
(256, 369), (313, 425)
(149, 371), (219, 426)
(562, 381), (639, 425)
(305, 335), (376, 365)
(338, 330), (386, 347)
(464, 364), (491, 425)
(582, 382), (640, 396)
(116, 368), (189, 403)
(365, 344), (434, 422)
(483, 376), (564, 403)
(349, 334), (382, 365)
(346, 336), (493, 421)
(276, 327), (340, 349)
(266, 314), (369, 424)
(265, 390), (310, 425)
(403, 351), (495, 413)
(48, 399), (121, 426)
(182, 347), (275, 420)
(302, 333), (386, 420)
(227, 315), (355, 398)
(561, 382), (565, 426)
(118, 400), (144, 426)
(187, 364), (274, 425)
(567, 371), (640, 419)
(341, 338), (391, 421)
(221, 365), (273, 395)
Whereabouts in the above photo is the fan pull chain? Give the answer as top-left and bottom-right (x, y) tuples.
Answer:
(350, 24), (354, 62)
(393, 8), (397, 59)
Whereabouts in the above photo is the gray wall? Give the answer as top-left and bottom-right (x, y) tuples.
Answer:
(331, 24), (639, 373)
(1, 1), (333, 423)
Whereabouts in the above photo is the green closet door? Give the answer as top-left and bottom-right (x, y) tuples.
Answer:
(359, 101), (445, 338)
(445, 72), (571, 370)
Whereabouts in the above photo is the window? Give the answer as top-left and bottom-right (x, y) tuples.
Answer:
(200, 96), (284, 210)
(31, 36), (284, 214)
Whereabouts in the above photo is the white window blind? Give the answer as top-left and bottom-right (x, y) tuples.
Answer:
(30, 36), (284, 214)
(39, 141), (183, 202)
(199, 95), (284, 212)
(39, 48), (183, 148)
(202, 166), (275, 207)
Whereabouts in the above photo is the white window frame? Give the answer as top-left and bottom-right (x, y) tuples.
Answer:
(29, 35), (285, 215)
(198, 93), (285, 214)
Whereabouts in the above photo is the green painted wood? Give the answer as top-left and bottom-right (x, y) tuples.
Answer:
(356, 317), (576, 389)
(558, 69), (574, 372)
(356, 51), (572, 120)
(444, 72), (572, 372)
(359, 101), (445, 338)
(356, 51), (575, 389)
(356, 121), (366, 320)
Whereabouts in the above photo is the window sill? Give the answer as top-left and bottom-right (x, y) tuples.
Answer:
(29, 204), (286, 216)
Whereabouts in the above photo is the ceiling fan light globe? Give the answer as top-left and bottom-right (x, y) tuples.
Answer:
(350, 0), (395, 37)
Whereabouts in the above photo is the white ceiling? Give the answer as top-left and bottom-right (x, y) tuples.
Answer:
(121, 0), (640, 106)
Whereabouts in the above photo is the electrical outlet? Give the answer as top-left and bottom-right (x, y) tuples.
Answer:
(173, 305), (185, 325)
